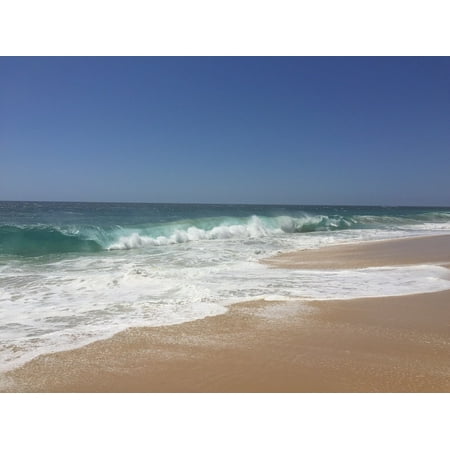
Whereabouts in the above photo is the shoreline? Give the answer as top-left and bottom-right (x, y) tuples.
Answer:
(262, 233), (450, 269)
(2, 234), (450, 392)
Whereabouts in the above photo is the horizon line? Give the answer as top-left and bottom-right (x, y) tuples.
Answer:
(1, 199), (449, 209)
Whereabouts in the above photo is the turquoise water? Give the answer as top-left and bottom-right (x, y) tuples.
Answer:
(1, 201), (450, 372)
(1, 202), (450, 256)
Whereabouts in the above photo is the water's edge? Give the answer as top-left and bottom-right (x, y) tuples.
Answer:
(2, 233), (450, 375)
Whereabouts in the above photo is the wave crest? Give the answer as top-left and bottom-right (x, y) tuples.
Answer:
(2, 212), (450, 255)
(107, 216), (273, 250)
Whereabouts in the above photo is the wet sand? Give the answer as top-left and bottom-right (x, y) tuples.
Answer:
(2, 235), (450, 392)
(262, 234), (450, 269)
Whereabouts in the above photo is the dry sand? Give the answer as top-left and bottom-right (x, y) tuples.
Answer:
(2, 235), (450, 393)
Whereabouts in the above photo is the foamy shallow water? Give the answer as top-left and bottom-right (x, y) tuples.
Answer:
(1, 202), (450, 372)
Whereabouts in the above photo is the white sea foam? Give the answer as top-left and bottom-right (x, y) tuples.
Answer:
(1, 238), (450, 372)
(107, 216), (280, 249)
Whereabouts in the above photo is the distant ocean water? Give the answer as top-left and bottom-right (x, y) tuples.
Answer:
(1, 201), (450, 372)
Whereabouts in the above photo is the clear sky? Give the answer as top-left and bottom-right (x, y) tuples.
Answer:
(1, 57), (449, 206)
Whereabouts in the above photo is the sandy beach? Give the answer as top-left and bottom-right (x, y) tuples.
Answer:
(262, 234), (450, 269)
(2, 234), (449, 393)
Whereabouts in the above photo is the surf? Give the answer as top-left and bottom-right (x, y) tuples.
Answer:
(1, 210), (450, 255)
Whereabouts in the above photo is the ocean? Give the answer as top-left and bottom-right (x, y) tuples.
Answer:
(1, 201), (450, 372)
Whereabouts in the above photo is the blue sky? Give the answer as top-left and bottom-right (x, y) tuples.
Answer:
(1, 57), (449, 205)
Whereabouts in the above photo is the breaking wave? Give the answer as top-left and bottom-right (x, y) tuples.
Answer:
(1, 213), (449, 255)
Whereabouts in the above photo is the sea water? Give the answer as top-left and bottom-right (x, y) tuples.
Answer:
(1, 201), (450, 371)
